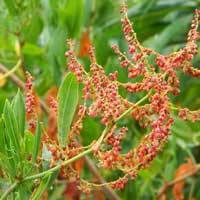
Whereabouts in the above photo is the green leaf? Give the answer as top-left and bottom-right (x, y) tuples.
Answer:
(13, 90), (25, 138)
(25, 131), (35, 156)
(22, 43), (43, 55)
(3, 100), (20, 153)
(31, 174), (52, 200)
(0, 118), (6, 154)
(48, 185), (65, 200)
(94, 31), (112, 65)
(31, 171), (59, 200)
(83, 0), (94, 27)
(81, 117), (101, 146)
(65, 0), (83, 37)
(2, 100), (23, 176)
(48, 26), (68, 85)
(143, 14), (192, 52)
(18, 185), (30, 200)
(0, 119), (17, 177)
(32, 121), (42, 164)
(58, 72), (79, 146)
(3, 0), (18, 16)
(23, 15), (43, 43)
(23, 131), (35, 175)
(4, 141), (17, 176)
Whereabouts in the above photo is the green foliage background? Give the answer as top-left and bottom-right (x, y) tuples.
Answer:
(0, 0), (200, 199)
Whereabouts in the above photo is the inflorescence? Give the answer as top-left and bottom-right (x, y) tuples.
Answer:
(25, 3), (200, 191)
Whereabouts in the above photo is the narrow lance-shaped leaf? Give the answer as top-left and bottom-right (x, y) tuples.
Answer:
(13, 90), (25, 138)
(0, 118), (17, 177)
(0, 118), (6, 154)
(32, 121), (42, 164)
(48, 185), (66, 200)
(18, 185), (29, 200)
(3, 137), (17, 177)
(3, 100), (21, 176)
(3, 100), (20, 153)
(25, 131), (35, 155)
(31, 174), (52, 200)
(31, 171), (59, 200)
(58, 72), (79, 146)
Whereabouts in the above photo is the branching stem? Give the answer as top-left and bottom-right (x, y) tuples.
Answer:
(115, 93), (150, 122)
(0, 148), (92, 200)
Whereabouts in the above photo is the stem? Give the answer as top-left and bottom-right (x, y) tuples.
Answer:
(0, 59), (22, 81)
(0, 148), (92, 200)
(92, 125), (113, 151)
(0, 182), (18, 200)
(84, 156), (120, 200)
(23, 148), (92, 182)
(157, 164), (200, 200)
(189, 178), (196, 200)
(115, 93), (149, 122)
(170, 105), (179, 111)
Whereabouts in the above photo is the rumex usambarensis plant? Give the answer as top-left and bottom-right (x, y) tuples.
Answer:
(0, 3), (200, 199)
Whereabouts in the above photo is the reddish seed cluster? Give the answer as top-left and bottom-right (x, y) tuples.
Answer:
(25, 95), (35, 114)
(112, 44), (147, 80)
(187, 9), (200, 41)
(80, 182), (91, 194)
(109, 71), (118, 81)
(128, 63), (146, 79)
(66, 41), (130, 124)
(25, 72), (37, 132)
(71, 120), (83, 136)
(123, 73), (169, 94)
(47, 142), (83, 182)
(130, 104), (153, 127)
(110, 176), (129, 190)
(96, 127), (128, 169)
(25, 72), (35, 114)
(69, 105), (86, 137)
(48, 96), (58, 115)
(65, 39), (84, 83)
(178, 108), (200, 123)
(137, 109), (174, 164)
(167, 9), (200, 78)
(63, 3), (200, 191)
(77, 105), (86, 117)
(83, 80), (91, 99)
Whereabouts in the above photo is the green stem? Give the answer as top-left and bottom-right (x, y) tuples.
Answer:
(23, 148), (92, 182)
(0, 59), (22, 81)
(0, 182), (18, 200)
(170, 104), (179, 111)
(92, 125), (113, 151)
(115, 93), (150, 122)
(0, 148), (92, 200)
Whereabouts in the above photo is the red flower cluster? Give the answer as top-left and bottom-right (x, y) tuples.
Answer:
(66, 42), (130, 125)
(25, 71), (38, 132)
(178, 108), (200, 123)
(96, 127), (128, 169)
(64, 3), (200, 191)
(25, 71), (35, 114)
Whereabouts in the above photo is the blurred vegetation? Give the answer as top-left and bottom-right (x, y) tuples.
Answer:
(0, 0), (200, 199)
